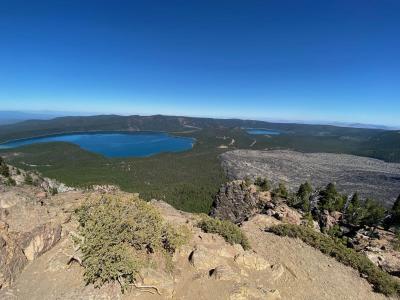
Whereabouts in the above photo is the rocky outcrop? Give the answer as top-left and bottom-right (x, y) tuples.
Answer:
(234, 251), (270, 271)
(210, 265), (241, 281)
(319, 210), (340, 232)
(0, 164), (75, 194)
(0, 173), (392, 300)
(269, 203), (302, 225)
(0, 179), (84, 289)
(349, 227), (400, 276)
(210, 180), (304, 227)
(0, 222), (27, 289)
(0, 221), (63, 288)
(210, 180), (271, 223)
(189, 245), (225, 270)
(17, 223), (62, 261)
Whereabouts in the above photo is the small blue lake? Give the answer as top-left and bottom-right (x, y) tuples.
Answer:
(246, 128), (281, 135)
(0, 132), (195, 158)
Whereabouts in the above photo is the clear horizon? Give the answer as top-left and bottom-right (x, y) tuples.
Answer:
(1, 1), (399, 127)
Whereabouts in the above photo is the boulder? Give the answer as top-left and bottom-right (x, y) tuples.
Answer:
(209, 265), (241, 282)
(234, 251), (270, 271)
(330, 211), (342, 222)
(189, 246), (223, 270)
(273, 204), (302, 225)
(319, 210), (338, 231)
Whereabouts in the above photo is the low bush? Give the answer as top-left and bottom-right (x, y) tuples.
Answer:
(273, 182), (288, 199)
(391, 231), (400, 252)
(24, 174), (33, 185)
(75, 194), (190, 291)
(254, 177), (271, 191)
(0, 162), (9, 177)
(7, 177), (16, 186)
(268, 224), (400, 296)
(197, 215), (250, 250)
(50, 187), (58, 195)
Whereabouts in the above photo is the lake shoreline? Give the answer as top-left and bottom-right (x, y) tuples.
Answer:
(0, 131), (196, 158)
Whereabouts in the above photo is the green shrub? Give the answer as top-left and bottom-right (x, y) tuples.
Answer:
(197, 215), (250, 250)
(303, 212), (314, 228)
(273, 182), (289, 199)
(244, 176), (252, 186)
(390, 230), (400, 252)
(6, 177), (16, 186)
(254, 177), (271, 191)
(0, 162), (9, 177)
(25, 174), (33, 185)
(75, 194), (190, 291)
(50, 187), (58, 195)
(268, 224), (400, 296)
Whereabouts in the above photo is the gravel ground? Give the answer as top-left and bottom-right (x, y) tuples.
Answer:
(221, 150), (400, 207)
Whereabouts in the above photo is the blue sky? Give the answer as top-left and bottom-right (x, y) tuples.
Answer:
(0, 0), (399, 126)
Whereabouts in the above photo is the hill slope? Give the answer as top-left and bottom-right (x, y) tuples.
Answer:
(0, 182), (390, 300)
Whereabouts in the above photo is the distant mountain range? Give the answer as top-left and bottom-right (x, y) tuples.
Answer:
(0, 110), (397, 130)
(324, 122), (399, 130)
(0, 111), (91, 125)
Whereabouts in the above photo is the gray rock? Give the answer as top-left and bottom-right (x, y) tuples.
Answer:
(210, 180), (271, 223)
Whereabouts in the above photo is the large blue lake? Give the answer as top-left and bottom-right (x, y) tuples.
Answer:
(0, 132), (195, 158)
(246, 128), (281, 135)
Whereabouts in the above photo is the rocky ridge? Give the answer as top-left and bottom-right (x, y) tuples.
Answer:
(0, 182), (391, 299)
(211, 180), (400, 288)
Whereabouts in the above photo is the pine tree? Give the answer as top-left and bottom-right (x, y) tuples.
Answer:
(350, 192), (360, 207)
(319, 183), (347, 212)
(297, 182), (312, 199)
(296, 182), (313, 212)
(362, 198), (385, 228)
(345, 193), (365, 225)
(275, 182), (288, 199)
(319, 183), (337, 211)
